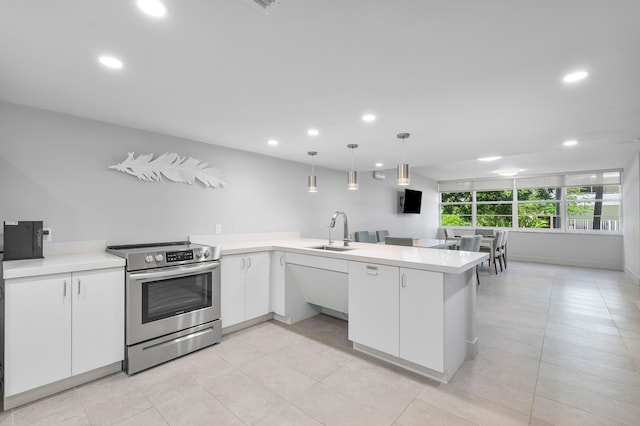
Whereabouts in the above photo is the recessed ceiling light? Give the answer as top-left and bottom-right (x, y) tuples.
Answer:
(307, 129), (319, 136)
(99, 56), (123, 69)
(563, 71), (588, 83)
(478, 156), (501, 162)
(137, 0), (167, 17)
(375, 162), (383, 167)
(563, 140), (578, 146)
(498, 168), (520, 177)
(267, 139), (278, 146)
(362, 114), (376, 122)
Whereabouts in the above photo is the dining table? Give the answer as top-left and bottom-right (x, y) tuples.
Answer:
(414, 236), (499, 274)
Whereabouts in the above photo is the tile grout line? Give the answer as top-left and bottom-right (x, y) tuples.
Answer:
(528, 271), (554, 426)
(597, 280), (640, 373)
(534, 275), (639, 424)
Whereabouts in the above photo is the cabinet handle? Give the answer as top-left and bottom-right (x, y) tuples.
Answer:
(77, 279), (81, 295)
(247, 257), (252, 268)
(240, 257), (245, 270)
(280, 254), (284, 266)
(401, 273), (406, 288)
(366, 265), (378, 276)
(63, 280), (67, 297)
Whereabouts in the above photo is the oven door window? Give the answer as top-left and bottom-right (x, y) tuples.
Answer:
(142, 272), (212, 323)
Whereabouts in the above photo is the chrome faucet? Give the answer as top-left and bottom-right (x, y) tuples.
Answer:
(329, 211), (351, 246)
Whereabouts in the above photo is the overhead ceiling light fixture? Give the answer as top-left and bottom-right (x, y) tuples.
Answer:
(267, 139), (279, 146)
(563, 70), (588, 83)
(307, 129), (319, 136)
(478, 156), (502, 162)
(498, 168), (520, 177)
(563, 140), (578, 146)
(375, 162), (383, 167)
(347, 144), (359, 190)
(308, 151), (318, 193)
(396, 133), (410, 186)
(137, 0), (167, 17)
(99, 56), (123, 69)
(362, 114), (376, 122)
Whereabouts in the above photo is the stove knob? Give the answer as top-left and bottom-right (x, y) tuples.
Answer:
(145, 255), (154, 263)
(155, 254), (164, 262)
(203, 249), (211, 259)
(195, 249), (203, 259)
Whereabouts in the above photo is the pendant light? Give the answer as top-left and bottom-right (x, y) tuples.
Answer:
(307, 151), (318, 192)
(397, 132), (410, 186)
(347, 144), (358, 190)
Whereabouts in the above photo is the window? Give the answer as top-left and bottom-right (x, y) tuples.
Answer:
(476, 190), (513, 227)
(566, 184), (621, 231)
(517, 187), (561, 229)
(440, 192), (472, 226)
(438, 170), (621, 233)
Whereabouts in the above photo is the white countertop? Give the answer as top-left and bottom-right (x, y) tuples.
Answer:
(3, 252), (125, 280)
(2, 235), (487, 279)
(193, 237), (488, 275)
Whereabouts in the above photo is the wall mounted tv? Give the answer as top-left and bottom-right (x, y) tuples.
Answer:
(399, 189), (422, 214)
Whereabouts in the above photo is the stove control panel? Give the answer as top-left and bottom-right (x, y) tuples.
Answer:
(108, 242), (221, 271)
(166, 250), (194, 263)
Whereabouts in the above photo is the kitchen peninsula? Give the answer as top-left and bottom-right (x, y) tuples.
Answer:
(191, 233), (488, 383)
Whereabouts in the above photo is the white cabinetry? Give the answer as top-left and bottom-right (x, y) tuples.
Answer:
(399, 268), (444, 372)
(348, 262), (399, 355)
(71, 268), (125, 375)
(348, 261), (446, 374)
(4, 267), (124, 397)
(221, 252), (270, 328)
(269, 251), (286, 316)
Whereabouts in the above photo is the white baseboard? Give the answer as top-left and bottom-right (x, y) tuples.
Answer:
(508, 255), (623, 271)
(624, 266), (640, 285)
(4, 362), (121, 410)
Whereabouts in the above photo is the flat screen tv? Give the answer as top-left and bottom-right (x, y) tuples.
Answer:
(400, 189), (422, 214)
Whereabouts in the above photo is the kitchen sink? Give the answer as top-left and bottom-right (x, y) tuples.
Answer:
(306, 245), (356, 252)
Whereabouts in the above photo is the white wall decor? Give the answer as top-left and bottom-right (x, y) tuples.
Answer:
(109, 152), (226, 188)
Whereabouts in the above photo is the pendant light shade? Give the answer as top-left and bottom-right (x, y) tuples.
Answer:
(307, 151), (318, 192)
(347, 144), (358, 190)
(396, 133), (411, 186)
(397, 163), (410, 186)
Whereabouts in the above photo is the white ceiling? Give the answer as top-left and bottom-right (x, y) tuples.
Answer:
(1, 0), (639, 181)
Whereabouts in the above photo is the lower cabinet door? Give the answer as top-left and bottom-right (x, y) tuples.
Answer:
(269, 251), (286, 316)
(5, 273), (72, 396)
(71, 267), (124, 375)
(348, 262), (399, 355)
(399, 268), (444, 372)
(244, 252), (271, 320)
(221, 255), (246, 328)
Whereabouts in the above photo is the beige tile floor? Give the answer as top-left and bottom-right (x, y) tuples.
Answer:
(1, 261), (639, 425)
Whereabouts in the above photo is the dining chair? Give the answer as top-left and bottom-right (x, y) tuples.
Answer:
(384, 236), (414, 246)
(459, 235), (483, 285)
(491, 230), (505, 273)
(376, 230), (389, 243)
(499, 230), (509, 268)
(354, 231), (370, 243)
(444, 228), (455, 239)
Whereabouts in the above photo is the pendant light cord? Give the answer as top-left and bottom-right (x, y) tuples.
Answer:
(351, 147), (355, 170)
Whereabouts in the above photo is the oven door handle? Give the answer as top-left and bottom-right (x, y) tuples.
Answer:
(129, 261), (220, 281)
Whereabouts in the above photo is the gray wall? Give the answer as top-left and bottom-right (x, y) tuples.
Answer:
(623, 152), (640, 281)
(0, 102), (439, 246)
